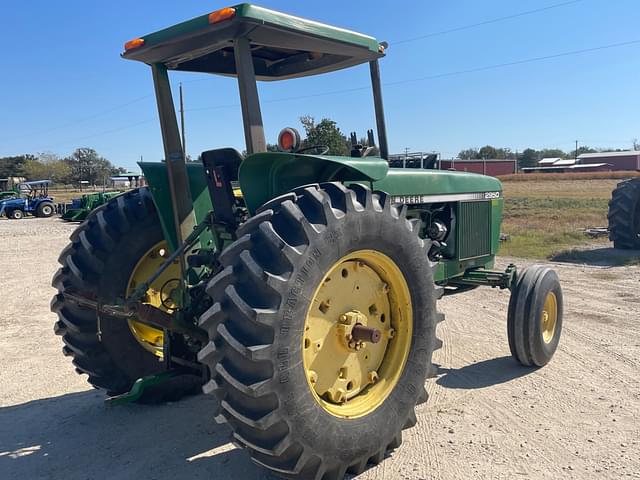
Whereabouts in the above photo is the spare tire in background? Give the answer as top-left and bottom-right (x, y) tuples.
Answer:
(607, 178), (640, 250)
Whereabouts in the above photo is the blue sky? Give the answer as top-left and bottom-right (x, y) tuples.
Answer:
(1, 0), (639, 170)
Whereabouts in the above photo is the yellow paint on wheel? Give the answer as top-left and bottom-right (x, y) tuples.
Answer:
(303, 250), (412, 418)
(541, 291), (558, 344)
(126, 241), (180, 358)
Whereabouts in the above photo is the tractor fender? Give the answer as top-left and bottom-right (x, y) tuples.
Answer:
(238, 152), (389, 213)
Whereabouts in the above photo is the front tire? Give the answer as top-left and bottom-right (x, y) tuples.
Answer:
(51, 188), (201, 402)
(198, 183), (442, 479)
(507, 265), (563, 367)
(9, 209), (23, 219)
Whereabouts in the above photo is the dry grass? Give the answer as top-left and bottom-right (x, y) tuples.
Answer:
(498, 170), (640, 182)
(499, 176), (616, 259)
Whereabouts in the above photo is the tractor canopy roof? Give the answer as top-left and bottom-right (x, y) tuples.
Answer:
(20, 180), (52, 187)
(121, 3), (385, 80)
(20, 180), (51, 188)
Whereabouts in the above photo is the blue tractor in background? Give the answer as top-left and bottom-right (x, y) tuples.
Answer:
(0, 180), (55, 219)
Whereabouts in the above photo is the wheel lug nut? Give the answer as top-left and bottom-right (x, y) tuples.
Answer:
(319, 300), (331, 314)
(328, 388), (347, 403)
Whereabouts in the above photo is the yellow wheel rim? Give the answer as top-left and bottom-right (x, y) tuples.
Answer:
(126, 241), (181, 358)
(303, 250), (412, 419)
(541, 291), (558, 344)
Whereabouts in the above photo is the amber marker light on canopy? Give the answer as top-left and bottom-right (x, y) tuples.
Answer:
(124, 38), (145, 51)
(208, 7), (236, 24)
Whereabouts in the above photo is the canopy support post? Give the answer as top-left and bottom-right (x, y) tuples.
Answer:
(369, 60), (389, 160)
(151, 63), (195, 251)
(234, 36), (266, 155)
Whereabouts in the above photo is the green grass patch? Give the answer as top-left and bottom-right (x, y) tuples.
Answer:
(500, 196), (610, 258)
(498, 229), (601, 259)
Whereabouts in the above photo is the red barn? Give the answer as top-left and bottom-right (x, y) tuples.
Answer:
(578, 151), (640, 171)
(437, 159), (517, 176)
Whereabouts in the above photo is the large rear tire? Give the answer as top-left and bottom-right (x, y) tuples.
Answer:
(608, 178), (640, 249)
(198, 183), (443, 479)
(51, 188), (201, 402)
(36, 201), (55, 218)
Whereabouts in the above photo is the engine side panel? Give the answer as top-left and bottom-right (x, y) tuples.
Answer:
(374, 169), (504, 283)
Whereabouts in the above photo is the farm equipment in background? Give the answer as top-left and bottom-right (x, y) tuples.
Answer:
(59, 191), (123, 222)
(0, 180), (55, 219)
(0, 189), (18, 201)
(51, 5), (564, 479)
(608, 178), (640, 249)
(0, 177), (25, 201)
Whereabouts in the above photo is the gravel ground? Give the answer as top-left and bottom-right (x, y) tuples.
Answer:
(0, 217), (639, 480)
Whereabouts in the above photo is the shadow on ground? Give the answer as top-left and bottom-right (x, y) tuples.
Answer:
(435, 356), (535, 390)
(551, 247), (640, 267)
(0, 390), (273, 480)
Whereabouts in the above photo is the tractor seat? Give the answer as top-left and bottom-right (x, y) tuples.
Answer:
(201, 148), (243, 180)
(201, 148), (244, 226)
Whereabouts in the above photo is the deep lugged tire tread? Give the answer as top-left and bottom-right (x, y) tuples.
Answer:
(199, 183), (442, 479)
(608, 178), (640, 249)
(52, 189), (154, 394)
(51, 188), (199, 401)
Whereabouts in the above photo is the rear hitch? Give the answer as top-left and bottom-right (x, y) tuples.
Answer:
(60, 292), (207, 342)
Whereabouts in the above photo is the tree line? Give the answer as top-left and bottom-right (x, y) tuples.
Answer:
(0, 148), (127, 185)
(458, 145), (635, 168)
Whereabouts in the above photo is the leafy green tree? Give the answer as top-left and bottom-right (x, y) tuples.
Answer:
(478, 145), (499, 159)
(458, 148), (479, 159)
(0, 154), (35, 177)
(539, 148), (566, 159)
(517, 148), (539, 168)
(299, 116), (350, 155)
(567, 145), (597, 159)
(64, 148), (120, 186)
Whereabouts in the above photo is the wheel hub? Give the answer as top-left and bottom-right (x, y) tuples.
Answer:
(337, 311), (382, 352)
(541, 291), (558, 344)
(303, 250), (412, 418)
(126, 241), (181, 357)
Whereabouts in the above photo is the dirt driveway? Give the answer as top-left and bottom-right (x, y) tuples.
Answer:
(1, 218), (638, 479)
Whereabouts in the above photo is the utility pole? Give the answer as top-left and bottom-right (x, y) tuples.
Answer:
(179, 82), (186, 159)
(575, 140), (578, 163)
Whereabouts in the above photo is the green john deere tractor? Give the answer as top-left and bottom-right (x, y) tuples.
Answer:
(52, 5), (564, 479)
(60, 191), (123, 222)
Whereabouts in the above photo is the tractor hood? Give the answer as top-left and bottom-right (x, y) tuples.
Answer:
(0, 198), (23, 207)
(238, 152), (389, 213)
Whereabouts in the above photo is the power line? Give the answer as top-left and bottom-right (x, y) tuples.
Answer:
(2, 0), (589, 144)
(0, 94), (153, 144)
(29, 38), (640, 151)
(391, 0), (587, 45)
(384, 39), (640, 87)
(188, 38), (640, 112)
(32, 118), (156, 152)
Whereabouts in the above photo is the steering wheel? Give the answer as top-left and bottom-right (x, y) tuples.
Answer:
(296, 145), (330, 155)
